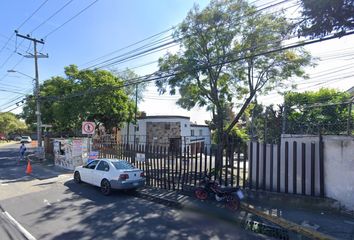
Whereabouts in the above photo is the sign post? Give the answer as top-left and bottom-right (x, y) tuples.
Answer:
(82, 121), (96, 160)
(82, 122), (95, 135)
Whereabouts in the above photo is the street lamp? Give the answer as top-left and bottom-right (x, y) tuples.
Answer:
(7, 69), (42, 149)
(7, 69), (35, 80)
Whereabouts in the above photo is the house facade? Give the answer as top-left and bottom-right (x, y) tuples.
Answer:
(120, 115), (211, 153)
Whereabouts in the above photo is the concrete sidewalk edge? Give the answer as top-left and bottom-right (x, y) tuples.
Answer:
(137, 186), (337, 240)
(241, 202), (336, 240)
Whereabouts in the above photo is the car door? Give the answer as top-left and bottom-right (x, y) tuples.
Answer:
(92, 160), (110, 186)
(81, 160), (99, 184)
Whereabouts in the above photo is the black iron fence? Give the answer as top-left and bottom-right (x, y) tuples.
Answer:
(91, 133), (326, 197)
(93, 139), (248, 191)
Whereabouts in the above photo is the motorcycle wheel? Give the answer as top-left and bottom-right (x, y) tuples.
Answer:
(225, 195), (240, 211)
(195, 187), (208, 200)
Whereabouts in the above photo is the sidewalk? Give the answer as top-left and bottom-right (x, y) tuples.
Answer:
(26, 155), (73, 180)
(27, 161), (354, 240)
(134, 187), (354, 240)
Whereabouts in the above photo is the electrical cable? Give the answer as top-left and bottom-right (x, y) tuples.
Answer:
(79, 0), (299, 71)
(30, 0), (75, 34)
(43, 0), (100, 39)
(0, 0), (49, 56)
(39, 30), (354, 103)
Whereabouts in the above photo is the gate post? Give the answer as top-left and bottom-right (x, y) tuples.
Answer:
(319, 133), (325, 197)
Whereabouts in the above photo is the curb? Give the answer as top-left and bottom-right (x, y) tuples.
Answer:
(135, 187), (337, 240)
(241, 202), (336, 240)
(133, 190), (245, 226)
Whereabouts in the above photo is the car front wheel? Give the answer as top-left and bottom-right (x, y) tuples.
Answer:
(101, 179), (111, 196)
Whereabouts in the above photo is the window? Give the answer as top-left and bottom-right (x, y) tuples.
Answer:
(191, 130), (195, 136)
(96, 161), (110, 171)
(135, 125), (139, 132)
(112, 161), (135, 170)
(165, 123), (170, 130)
(86, 160), (99, 169)
(199, 129), (203, 136)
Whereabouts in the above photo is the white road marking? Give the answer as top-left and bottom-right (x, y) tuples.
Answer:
(43, 199), (51, 206)
(3, 211), (36, 240)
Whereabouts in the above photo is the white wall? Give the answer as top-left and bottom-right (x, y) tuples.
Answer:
(248, 135), (354, 211)
(281, 134), (321, 195)
(323, 136), (354, 210)
(190, 125), (211, 146)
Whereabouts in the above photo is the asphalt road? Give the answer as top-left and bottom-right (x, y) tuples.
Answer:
(0, 143), (270, 240)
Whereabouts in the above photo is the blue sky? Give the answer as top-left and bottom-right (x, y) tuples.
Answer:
(0, 0), (207, 116)
(0, 0), (353, 124)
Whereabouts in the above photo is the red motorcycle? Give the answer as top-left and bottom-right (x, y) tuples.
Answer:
(195, 174), (244, 211)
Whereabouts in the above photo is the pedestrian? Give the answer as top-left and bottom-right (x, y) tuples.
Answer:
(19, 143), (26, 162)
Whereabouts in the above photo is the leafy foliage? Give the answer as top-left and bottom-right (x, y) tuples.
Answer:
(0, 112), (27, 135)
(246, 103), (283, 143)
(285, 88), (352, 134)
(298, 0), (354, 38)
(156, 0), (312, 144)
(21, 65), (136, 134)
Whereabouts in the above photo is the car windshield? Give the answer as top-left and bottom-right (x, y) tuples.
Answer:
(111, 161), (135, 170)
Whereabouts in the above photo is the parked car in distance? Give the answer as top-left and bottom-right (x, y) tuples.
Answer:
(74, 159), (145, 195)
(20, 136), (32, 143)
(14, 136), (22, 141)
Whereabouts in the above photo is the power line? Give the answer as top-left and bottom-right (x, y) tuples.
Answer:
(85, 36), (176, 70)
(43, 0), (100, 39)
(30, 0), (75, 34)
(2, 0), (313, 110)
(0, 0), (49, 56)
(0, 89), (28, 95)
(79, 0), (298, 71)
(17, 0), (50, 31)
(40, 30), (354, 103)
(79, 28), (174, 68)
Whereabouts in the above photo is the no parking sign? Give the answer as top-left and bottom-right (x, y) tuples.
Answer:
(82, 121), (95, 135)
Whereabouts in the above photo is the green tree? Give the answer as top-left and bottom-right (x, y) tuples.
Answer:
(247, 102), (283, 143)
(298, 0), (354, 38)
(112, 68), (147, 139)
(156, 0), (312, 147)
(0, 112), (27, 135)
(21, 65), (136, 134)
(113, 68), (147, 104)
(285, 88), (352, 134)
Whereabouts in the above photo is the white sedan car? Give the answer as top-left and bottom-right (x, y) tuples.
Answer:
(74, 159), (145, 195)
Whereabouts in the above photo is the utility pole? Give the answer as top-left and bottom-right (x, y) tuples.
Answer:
(133, 84), (138, 146)
(15, 31), (48, 149)
(348, 99), (353, 136)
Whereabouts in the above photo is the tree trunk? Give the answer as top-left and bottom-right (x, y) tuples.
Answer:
(225, 91), (256, 135)
(214, 107), (225, 174)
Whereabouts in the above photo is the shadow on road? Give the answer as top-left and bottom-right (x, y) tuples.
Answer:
(0, 147), (65, 183)
(26, 179), (264, 240)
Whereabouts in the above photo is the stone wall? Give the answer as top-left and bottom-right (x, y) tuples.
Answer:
(146, 122), (181, 146)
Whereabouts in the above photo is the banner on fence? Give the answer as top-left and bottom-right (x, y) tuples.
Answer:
(88, 151), (99, 161)
(136, 153), (145, 162)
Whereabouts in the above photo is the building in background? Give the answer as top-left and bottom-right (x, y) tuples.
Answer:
(121, 115), (211, 154)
